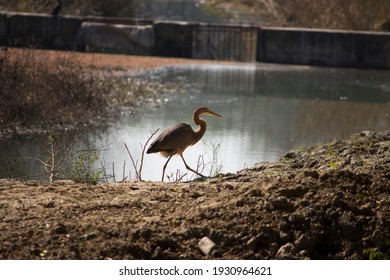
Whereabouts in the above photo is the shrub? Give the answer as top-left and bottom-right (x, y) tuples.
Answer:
(71, 149), (102, 185)
(0, 48), (108, 134)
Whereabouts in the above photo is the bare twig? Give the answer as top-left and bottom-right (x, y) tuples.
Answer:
(124, 142), (140, 180)
(176, 171), (187, 182)
(101, 160), (108, 183)
(112, 162), (116, 183)
(167, 169), (187, 183)
(139, 128), (159, 179)
(124, 128), (159, 182)
(122, 160), (127, 182)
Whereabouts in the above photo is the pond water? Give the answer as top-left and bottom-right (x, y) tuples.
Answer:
(1, 63), (389, 182)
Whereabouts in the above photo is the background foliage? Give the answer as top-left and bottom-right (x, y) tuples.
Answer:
(205, 0), (390, 31)
(0, 0), (137, 17)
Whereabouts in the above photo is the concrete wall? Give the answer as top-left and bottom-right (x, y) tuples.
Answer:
(153, 21), (193, 58)
(0, 13), (6, 43)
(83, 15), (152, 26)
(4, 12), (81, 49)
(0, 11), (154, 55)
(258, 27), (390, 69)
(77, 22), (154, 55)
(1, 11), (389, 69)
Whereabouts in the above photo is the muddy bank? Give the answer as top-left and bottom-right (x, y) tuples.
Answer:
(0, 131), (389, 259)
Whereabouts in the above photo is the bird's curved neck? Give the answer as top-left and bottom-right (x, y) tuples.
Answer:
(193, 113), (206, 142)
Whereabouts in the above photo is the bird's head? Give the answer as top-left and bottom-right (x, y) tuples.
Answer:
(195, 107), (223, 118)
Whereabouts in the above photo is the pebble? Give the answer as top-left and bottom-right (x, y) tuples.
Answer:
(198, 237), (216, 256)
(276, 243), (298, 258)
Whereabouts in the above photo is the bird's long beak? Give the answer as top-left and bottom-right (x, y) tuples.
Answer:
(206, 109), (223, 118)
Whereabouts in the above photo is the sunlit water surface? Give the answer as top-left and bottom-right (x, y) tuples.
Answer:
(1, 63), (389, 181)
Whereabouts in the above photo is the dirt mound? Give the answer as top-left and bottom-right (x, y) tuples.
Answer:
(0, 131), (389, 259)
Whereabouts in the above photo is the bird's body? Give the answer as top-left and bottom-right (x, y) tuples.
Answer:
(51, 0), (62, 16)
(147, 107), (223, 181)
(147, 122), (204, 157)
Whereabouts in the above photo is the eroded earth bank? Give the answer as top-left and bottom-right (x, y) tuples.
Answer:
(0, 131), (389, 259)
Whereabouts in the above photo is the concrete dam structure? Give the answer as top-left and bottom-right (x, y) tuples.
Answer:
(0, 11), (389, 69)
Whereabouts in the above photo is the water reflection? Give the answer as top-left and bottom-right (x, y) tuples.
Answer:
(131, 63), (390, 180)
(1, 63), (389, 181)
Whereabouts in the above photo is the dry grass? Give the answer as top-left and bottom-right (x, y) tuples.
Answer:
(0, 48), (195, 137)
(0, 48), (108, 133)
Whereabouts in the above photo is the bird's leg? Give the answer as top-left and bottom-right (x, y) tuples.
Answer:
(180, 154), (206, 179)
(162, 156), (172, 182)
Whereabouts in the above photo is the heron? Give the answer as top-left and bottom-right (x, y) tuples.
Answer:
(51, 0), (62, 16)
(147, 107), (223, 182)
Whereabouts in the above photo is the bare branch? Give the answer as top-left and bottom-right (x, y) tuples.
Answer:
(124, 142), (141, 181)
(112, 162), (116, 183)
(139, 128), (159, 180)
(122, 160), (126, 182)
(124, 128), (159, 182)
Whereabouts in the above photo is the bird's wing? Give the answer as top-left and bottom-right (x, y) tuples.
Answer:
(147, 123), (195, 154)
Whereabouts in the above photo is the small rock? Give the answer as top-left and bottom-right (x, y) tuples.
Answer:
(198, 237), (216, 256)
(276, 243), (298, 258)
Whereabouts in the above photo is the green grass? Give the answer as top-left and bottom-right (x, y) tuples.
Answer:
(71, 149), (102, 185)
